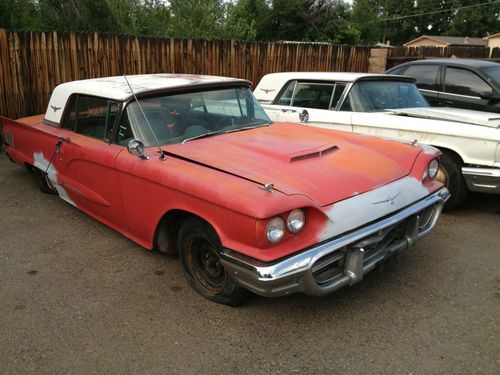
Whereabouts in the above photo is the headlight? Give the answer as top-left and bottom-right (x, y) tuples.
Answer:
(266, 217), (285, 243)
(428, 159), (439, 179)
(287, 209), (306, 233)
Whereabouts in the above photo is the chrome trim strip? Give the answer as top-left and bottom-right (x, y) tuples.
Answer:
(462, 167), (500, 193)
(462, 167), (500, 178)
(221, 188), (449, 297)
(439, 92), (482, 100)
(419, 89), (439, 94)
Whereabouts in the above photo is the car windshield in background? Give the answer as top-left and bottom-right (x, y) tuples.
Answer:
(123, 87), (272, 146)
(342, 81), (429, 112)
(481, 66), (500, 87)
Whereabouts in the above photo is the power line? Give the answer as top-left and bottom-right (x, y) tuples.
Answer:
(381, 0), (500, 22)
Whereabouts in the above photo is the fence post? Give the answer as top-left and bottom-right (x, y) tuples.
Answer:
(368, 48), (388, 73)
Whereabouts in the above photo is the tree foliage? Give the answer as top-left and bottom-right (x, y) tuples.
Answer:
(0, 0), (498, 45)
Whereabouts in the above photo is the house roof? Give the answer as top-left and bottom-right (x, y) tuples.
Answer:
(404, 35), (485, 47)
(483, 33), (500, 40)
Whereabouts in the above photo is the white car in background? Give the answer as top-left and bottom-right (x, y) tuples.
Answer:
(255, 72), (500, 209)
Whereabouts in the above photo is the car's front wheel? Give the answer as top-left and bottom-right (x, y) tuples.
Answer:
(436, 152), (467, 210)
(178, 217), (248, 306)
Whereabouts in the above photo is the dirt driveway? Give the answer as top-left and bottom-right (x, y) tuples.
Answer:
(0, 153), (499, 374)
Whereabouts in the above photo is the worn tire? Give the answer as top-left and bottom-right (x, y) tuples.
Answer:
(37, 170), (58, 195)
(178, 217), (248, 306)
(438, 152), (467, 210)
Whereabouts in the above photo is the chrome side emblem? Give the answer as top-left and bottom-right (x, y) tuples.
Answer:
(372, 193), (401, 205)
(259, 88), (275, 94)
(51, 105), (61, 112)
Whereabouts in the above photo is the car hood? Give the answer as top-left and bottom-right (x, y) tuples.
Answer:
(166, 123), (421, 207)
(388, 107), (500, 128)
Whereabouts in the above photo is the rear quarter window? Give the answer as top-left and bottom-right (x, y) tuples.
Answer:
(403, 65), (439, 91)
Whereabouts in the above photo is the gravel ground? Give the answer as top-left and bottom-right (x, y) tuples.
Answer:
(0, 152), (499, 374)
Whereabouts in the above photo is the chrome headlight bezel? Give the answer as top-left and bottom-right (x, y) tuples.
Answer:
(266, 216), (286, 243)
(287, 209), (306, 233)
(428, 159), (439, 179)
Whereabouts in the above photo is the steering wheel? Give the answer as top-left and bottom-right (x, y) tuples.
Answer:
(214, 116), (236, 130)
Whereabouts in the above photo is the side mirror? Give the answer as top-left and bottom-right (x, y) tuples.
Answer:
(299, 109), (309, 123)
(127, 139), (149, 160)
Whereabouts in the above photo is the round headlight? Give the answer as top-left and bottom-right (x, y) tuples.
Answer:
(266, 217), (285, 243)
(287, 209), (306, 233)
(428, 159), (439, 179)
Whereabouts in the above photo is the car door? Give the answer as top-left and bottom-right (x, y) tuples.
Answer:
(439, 66), (494, 111)
(400, 64), (441, 106)
(53, 95), (127, 228)
(275, 80), (353, 132)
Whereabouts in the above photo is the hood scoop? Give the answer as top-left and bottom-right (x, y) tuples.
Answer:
(290, 145), (339, 162)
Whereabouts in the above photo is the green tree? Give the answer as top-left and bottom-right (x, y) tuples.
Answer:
(37, 0), (119, 32)
(413, 0), (453, 36)
(106, 0), (170, 36)
(352, 0), (382, 44)
(446, 0), (500, 37)
(225, 0), (271, 40)
(166, 0), (226, 39)
(0, 0), (40, 30)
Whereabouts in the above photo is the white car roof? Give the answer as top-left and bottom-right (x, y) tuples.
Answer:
(254, 72), (405, 102)
(45, 74), (248, 125)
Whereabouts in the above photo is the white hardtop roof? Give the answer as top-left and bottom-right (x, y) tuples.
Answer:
(254, 72), (407, 102)
(45, 74), (248, 125)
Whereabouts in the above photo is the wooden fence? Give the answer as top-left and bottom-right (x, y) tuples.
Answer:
(1, 29), (498, 119)
(0, 30), (371, 119)
(386, 46), (495, 69)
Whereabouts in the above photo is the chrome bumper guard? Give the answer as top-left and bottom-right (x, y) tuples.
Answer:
(221, 188), (450, 298)
(462, 167), (500, 194)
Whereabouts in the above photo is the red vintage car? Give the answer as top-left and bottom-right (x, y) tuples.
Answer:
(0, 74), (449, 305)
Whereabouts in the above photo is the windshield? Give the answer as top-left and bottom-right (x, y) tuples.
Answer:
(481, 66), (500, 87)
(123, 87), (272, 146)
(341, 81), (429, 112)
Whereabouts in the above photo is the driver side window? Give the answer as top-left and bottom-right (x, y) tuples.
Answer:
(61, 95), (120, 141)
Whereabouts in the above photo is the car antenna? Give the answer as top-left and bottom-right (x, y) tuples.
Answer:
(123, 75), (166, 161)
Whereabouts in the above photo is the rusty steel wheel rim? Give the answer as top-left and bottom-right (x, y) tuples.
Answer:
(186, 236), (226, 295)
(44, 173), (57, 192)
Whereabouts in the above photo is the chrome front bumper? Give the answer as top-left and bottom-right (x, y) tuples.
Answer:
(221, 188), (450, 298)
(462, 167), (500, 194)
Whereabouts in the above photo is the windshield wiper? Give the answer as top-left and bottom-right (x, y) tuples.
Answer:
(225, 123), (271, 134)
(182, 129), (226, 144)
(182, 123), (271, 144)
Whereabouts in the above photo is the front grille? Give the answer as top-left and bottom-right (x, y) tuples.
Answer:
(311, 204), (438, 285)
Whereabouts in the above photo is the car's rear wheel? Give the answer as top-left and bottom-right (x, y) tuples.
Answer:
(437, 152), (467, 210)
(178, 217), (248, 306)
(37, 170), (58, 195)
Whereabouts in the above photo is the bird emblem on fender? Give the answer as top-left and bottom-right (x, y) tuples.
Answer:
(372, 193), (401, 205)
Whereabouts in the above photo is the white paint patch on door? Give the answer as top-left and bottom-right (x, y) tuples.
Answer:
(33, 152), (75, 206)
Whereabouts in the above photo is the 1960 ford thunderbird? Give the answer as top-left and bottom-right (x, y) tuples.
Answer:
(0, 74), (449, 305)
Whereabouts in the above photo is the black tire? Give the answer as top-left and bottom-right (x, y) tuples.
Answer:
(438, 152), (467, 210)
(37, 170), (58, 195)
(178, 217), (248, 306)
